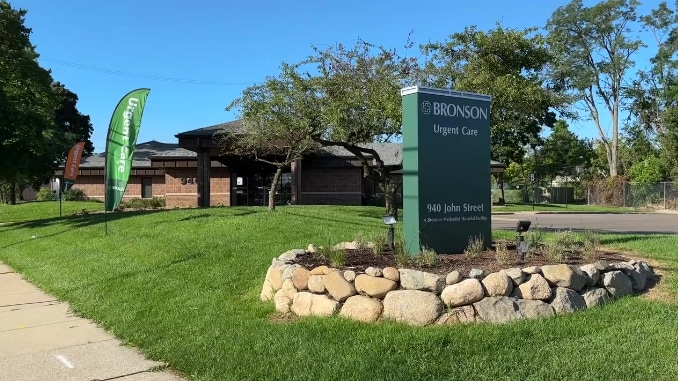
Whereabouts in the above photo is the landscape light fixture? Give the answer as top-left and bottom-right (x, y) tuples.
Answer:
(515, 220), (532, 262)
(382, 215), (397, 250)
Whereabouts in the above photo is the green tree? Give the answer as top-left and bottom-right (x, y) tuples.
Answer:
(546, 0), (644, 177)
(222, 63), (320, 210)
(420, 24), (565, 166)
(52, 82), (95, 156)
(0, 0), (59, 204)
(628, 155), (663, 183)
(299, 37), (418, 218)
(539, 120), (594, 181)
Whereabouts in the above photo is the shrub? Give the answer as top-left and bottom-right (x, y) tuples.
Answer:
(121, 197), (166, 209)
(369, 232), (387, 256)
(542, 243), (566, 262)
(464, 235), (484, 259)
(62, 188), (87, 201)
(393, 239), (409, 267)
(495, 242), (512, 265)
(415, 246), (438, 267)
(37, 187), (54, 201)
(329, 248), (346, 268)
(354, 231), (370, 251)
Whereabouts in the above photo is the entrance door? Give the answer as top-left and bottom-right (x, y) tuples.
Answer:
(231, 171), (291, 206)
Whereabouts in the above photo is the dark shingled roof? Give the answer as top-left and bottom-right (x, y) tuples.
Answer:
(78, 140), (196, 168)
(175, 120), (245, 138)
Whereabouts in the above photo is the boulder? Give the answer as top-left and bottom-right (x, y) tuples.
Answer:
(500, 268), (526, 285)
(441, 278), (485, 307)
(291, 292), (339, 317)
(579, 264), (600, 288)
(540, 264), (586, 291)
(399, 269), (446, 293)
(522, 266), (541, 275)
(278, 249), (305, 263)
(446, 271), (462, 285)
(481, 272), (513, 297)
(260, 264), (282, 301)
(473, 297), (522, 324)
(307, 244), (317, 254)
(469, 269), (486, 279)
(273, 289), (291, 313)
(267, 265), (283, 290)
(593, 260), (609, 271)
(365, 267), (383, 277)
(310, 265), (329, 275)
(516, 274), (552, 301)
(339, 295), (383, 323)
(382, 290), (444, 326)
(600, 271), (633, 297)
(608, 261), (635, 271)
(436, 305), (476, 325)
(514, 299), (555, 319)
(324, 271), (357, 302)
(382, 267), (400, 282)
(354, 274), (398, 298)
(280, 264), (301, 282)
(622, 267), (647, 291)
(281, 279), (297, 300)
(307, 274), (326, 294)
(636, 261), (655, 281)
(549, 287), (587, 314)
(581, 287), (610, 308)
(292, 267), (311, 290)
(343, 270), (356, 282)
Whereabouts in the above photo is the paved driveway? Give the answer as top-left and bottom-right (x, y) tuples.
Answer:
(492, 213), (678, 234)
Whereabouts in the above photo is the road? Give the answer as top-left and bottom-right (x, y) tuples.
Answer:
(492, 212), (678, 234)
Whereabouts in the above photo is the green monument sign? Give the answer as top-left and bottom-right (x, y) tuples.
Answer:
(401, 86), (492, 254)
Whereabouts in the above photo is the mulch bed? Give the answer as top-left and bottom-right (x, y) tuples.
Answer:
(293, 241), (631, 276)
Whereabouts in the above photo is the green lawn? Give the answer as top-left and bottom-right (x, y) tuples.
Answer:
(1, 203), (677, 381)
(492, 203), (638, 213)
(0, 200), (104, 223)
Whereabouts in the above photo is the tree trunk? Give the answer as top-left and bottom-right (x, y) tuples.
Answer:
(498, 173), (505, 204)
(268, 166), (284, 211)
(383, 178), (399, 220)
(8, 178), (17, 205)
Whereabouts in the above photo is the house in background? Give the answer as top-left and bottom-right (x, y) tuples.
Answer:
(53, 120), (506, 208)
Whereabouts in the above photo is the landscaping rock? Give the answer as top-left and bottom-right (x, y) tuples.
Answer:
(307, 275), (325, 294)
(581, 287), (610, 308)
(469, 269), (486, 279)
(481, 272), (513, 297)
(281, 279), (297, 300)
(541, 264), (586, 291)
(274, 289), (291, 313)
(623, 267), (647, 291)
(473, 297), (522, 324)
(436, 305), (476, 325)
(291, 292), (339, 317)
(608, 261), (635, 271)
(333, 241), (374, 251)
(339, 295), (383, 323)
(601, 271), (633, 297)
(310, 265), (329, 275)
(522, 266), (541, 275)
(500, 268), (526, 285)
(399, 269), (446, 293)
(260, 264), (282, 301)
(514, 299), (555, 319)
(278, 249), (305, 263)
(382, 290), (444, 326)
(354, 274), (397, 298)
(549, 287), (587, 314)
(441, 278), (485, 307)
(593, 260), (609, 271)
(516, 274), (552, 301)
(281, 264), (301, 282)
(636, 261), (655, 281)
(343, 270), (356, 282)
(382, 267), (400, 282)
(446, 271), (462, 285)
(324, 271), (357, 302)
(267, 265), (284, 290)
(292, 268), (311, 290)
(307, 244), (317, 254)
(579, 264), (600, 288)
(365, 267), (382, 277)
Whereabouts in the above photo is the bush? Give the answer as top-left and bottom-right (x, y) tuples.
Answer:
(62, 188), (87, 201)
(121, 197), (166, 209)
(37, 187), (55, 201)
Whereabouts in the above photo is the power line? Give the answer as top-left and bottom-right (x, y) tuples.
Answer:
(39, 57), (256, 86)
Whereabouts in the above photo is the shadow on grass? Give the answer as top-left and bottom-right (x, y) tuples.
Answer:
(281, 209), (383, 229)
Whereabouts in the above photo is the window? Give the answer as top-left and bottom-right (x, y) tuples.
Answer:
(141, 177), (153, 199)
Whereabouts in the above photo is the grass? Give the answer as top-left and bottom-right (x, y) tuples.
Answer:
(1, 203), (677, 380)
(492, 203), (637, 213)
(0, 200), (104, 223)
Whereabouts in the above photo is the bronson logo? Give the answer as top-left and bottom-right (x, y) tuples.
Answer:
(421, 100), (431, 114)
(432, 101), (489, 120)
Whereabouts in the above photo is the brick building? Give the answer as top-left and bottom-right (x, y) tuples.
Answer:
(55, 121), (506, 208)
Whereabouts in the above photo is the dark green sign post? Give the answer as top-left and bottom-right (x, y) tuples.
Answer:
(401, 86), (492, 255)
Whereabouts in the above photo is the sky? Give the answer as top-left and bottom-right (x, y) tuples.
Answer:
(9, 0), (661, 153)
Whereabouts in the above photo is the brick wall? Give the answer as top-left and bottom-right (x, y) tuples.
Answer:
(163, 167), (231, 208)
(299, 167), (362, 205)
(73, 174), (165, 201)
(210, 167), (231, 206)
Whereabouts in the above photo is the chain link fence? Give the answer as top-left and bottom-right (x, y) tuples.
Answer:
(587, 181), (678, 210)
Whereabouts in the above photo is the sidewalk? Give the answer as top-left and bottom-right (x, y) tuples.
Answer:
(0, 262), (185, 381)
